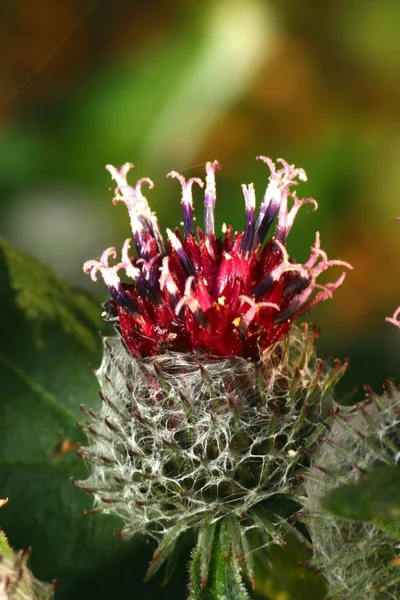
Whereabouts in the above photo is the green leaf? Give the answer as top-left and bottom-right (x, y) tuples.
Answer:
(189, 518), (250, 600)
(321, 465), (400, 523)
(211, 525), (250, 600)
(145, 517), (196, 582)
(0, 238), (120, 581)
(189, 519), (217, 596)
(0, 528), (12, 557)
(250, 498), (327, 600)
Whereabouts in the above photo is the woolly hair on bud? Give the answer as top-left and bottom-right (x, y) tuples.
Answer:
(75, 324), (346, 549)
(304, 388), (400, 599)
(0, 549), (55, 600)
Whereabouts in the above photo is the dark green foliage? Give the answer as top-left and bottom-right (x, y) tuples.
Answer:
(321, 465), (400, 524)
(0, 238), (121, 581)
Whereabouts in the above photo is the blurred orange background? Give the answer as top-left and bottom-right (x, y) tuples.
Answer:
(1, 0), (399, 398)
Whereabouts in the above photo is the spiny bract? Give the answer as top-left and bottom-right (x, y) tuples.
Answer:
(304, 388), (400, 600)
(76, 324), (346, 539)
(0, 549), (54, 600)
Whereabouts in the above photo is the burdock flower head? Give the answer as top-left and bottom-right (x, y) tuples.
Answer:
(83, 157), (348, 359)
(76, 157), (352, 594)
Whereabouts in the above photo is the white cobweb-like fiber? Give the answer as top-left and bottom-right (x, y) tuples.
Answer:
(0, 551), (54, 600)
(304, 392), (400, 599)
(77, 325), (344, 541)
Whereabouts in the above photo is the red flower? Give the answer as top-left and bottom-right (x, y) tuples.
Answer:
(84, 157), (351, 359)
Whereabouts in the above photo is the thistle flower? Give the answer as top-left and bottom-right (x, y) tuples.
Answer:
(303, 387), (400, 599)
(75, 157), (351, 594)
(83, 157), (351, 359)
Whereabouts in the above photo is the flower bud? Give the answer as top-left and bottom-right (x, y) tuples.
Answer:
(0, 549), (54, 600)
(76, 324), (346, 536)
(304, 387), (400, 599)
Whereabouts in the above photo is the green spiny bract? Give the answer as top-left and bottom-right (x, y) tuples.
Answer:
(0, 549), (54, 600)
(304, 386), (400, 599)
(74, 324), (346, 589)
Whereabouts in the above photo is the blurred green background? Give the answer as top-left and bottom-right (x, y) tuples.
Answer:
(1, 1), (400, 598)
(1, 0), (400, 397)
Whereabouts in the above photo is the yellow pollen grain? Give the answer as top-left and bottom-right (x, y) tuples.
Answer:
(232, 317), (241, 327)
(218, 296), (226, 306)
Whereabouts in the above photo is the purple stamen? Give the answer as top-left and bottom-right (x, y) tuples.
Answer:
(238, 295), (279, 336)
(283, 276), (311, 296)
(83, 245), (140, 315)
(167, 171), (204, 236)
(167, 229), (196, 277)
(275, 234), (352, 323)
(135, 276), (161, 304)
(175, 276), (197, 316)
(276, 192), (318, 244)
(275, 287), (312, 324)
(252, 240), (308, 299)
(297, 273), (347, 317)
(204, 161), (221, 240)
(240, 184), (256, 255)
(174, 277), (208, 326)
(120, 238), (141, 281)
(256, 158), (317, 244)
(107, 164), (165, 256)
(254, 156), (281, 244)
(160, 257), (180, 307)
(108, 285), (139, 315)
(276, 272), (347, 324)
(136, 253), (161, 286)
